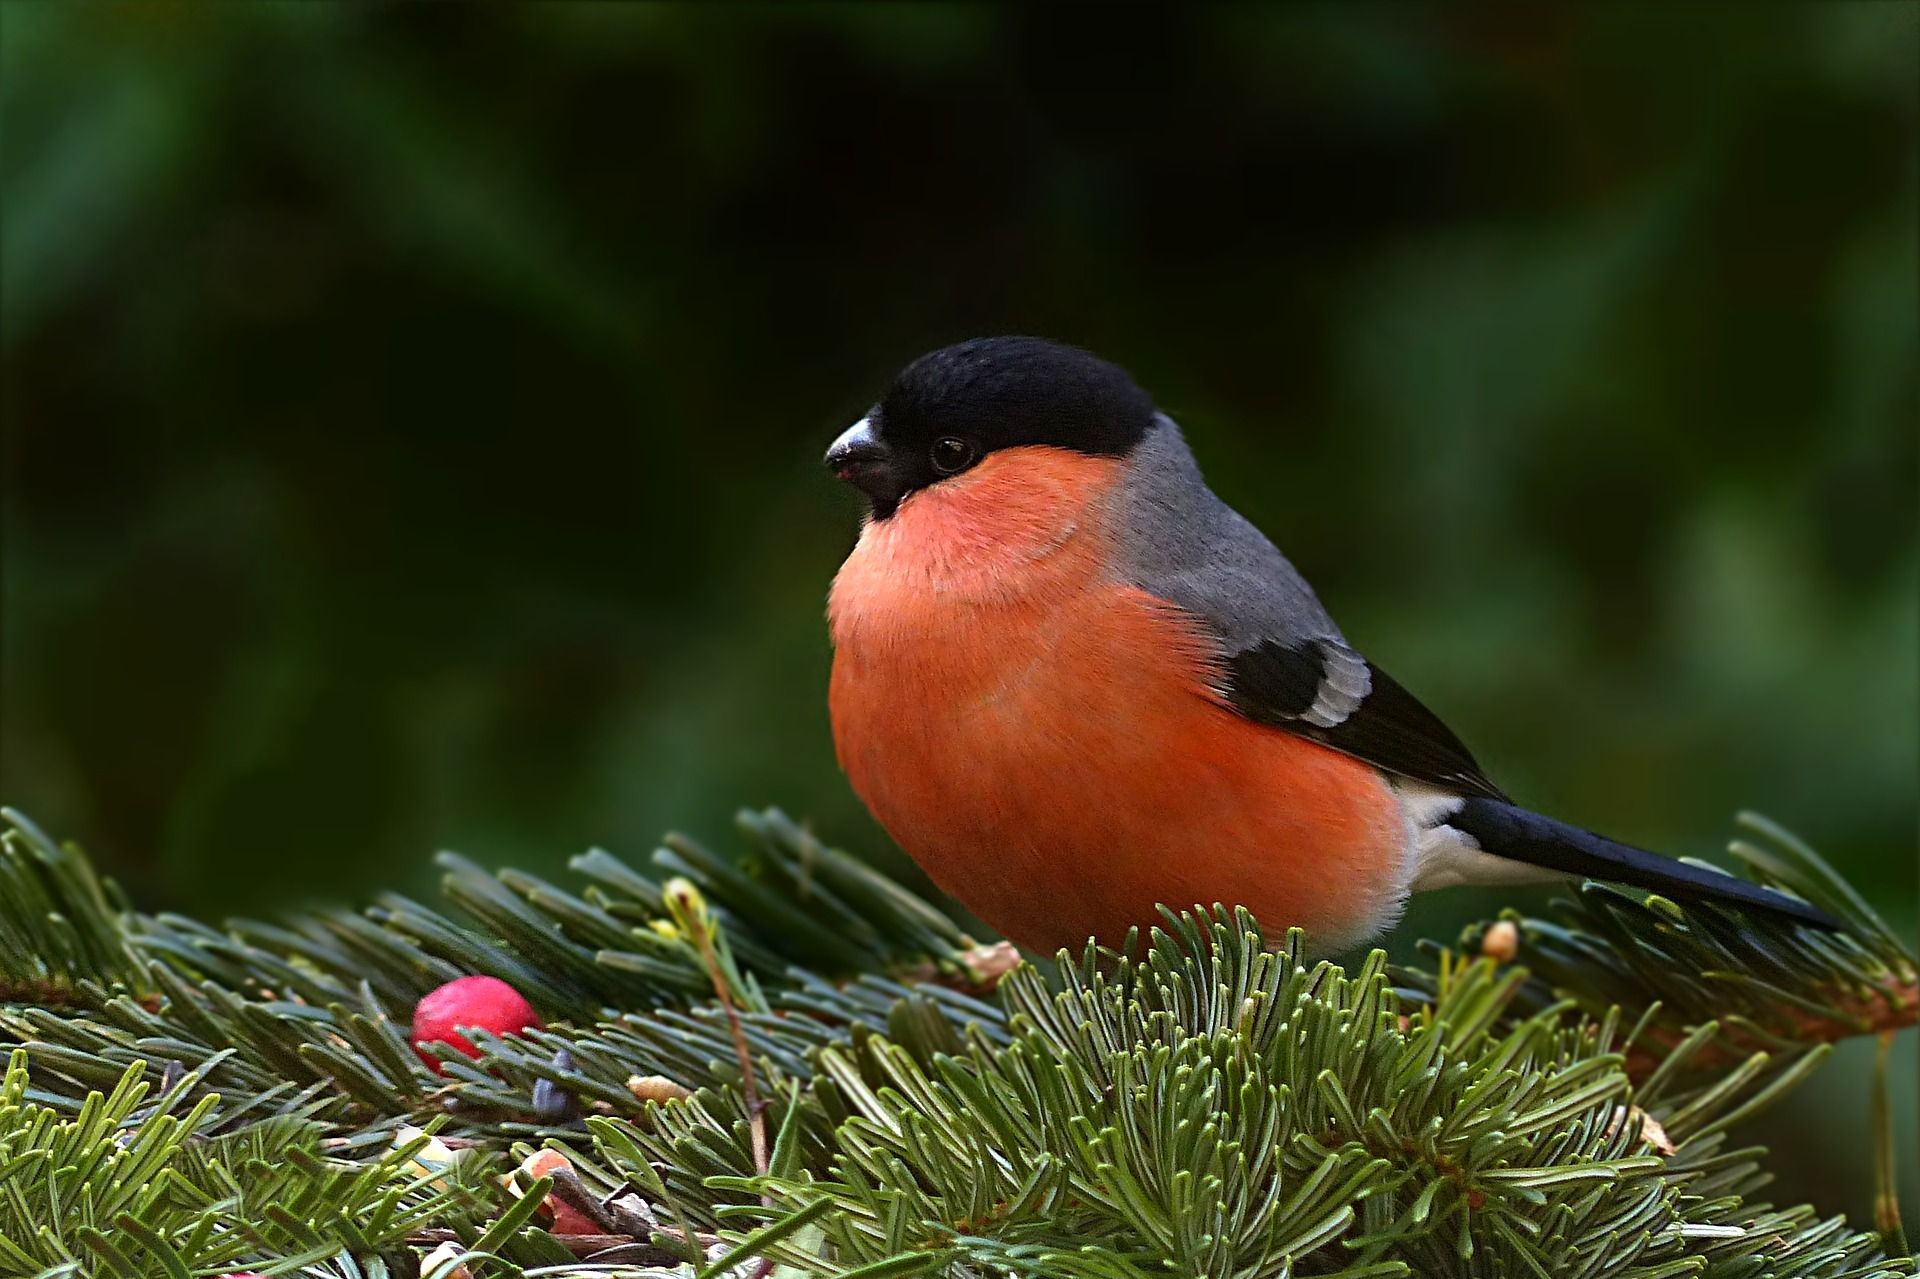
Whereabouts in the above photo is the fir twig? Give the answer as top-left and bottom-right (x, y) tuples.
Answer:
(664, 877), (770, 1182)
(0, 806), (1911, 1276)
(1875, 1031), (1909, 1258)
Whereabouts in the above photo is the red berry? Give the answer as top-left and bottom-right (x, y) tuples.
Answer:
(411, 976), (542, 1073)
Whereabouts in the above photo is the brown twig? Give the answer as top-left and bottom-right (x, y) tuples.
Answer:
(0, 978), (163, 1013)
(669, 882), (778, 1278)
(674, 886), (770, 1180)
(1624, 977), (1919, 1083)
(409, 1225), (718, 1260)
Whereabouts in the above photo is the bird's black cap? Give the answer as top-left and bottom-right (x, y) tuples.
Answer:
(880, 336), (1155, 461)
(827, 336), (1156, 518)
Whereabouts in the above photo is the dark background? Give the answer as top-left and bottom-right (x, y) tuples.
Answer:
(2, 2), (1914, 1224)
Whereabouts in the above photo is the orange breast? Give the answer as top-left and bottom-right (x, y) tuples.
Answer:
(827, 448), (1408, 954)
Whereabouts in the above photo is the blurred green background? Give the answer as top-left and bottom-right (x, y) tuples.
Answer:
(2, 1), (1914, 1224)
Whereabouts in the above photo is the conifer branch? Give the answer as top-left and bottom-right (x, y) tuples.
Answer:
(0, 805), (1912, 1275)
(1407, 813), (1918, 1088)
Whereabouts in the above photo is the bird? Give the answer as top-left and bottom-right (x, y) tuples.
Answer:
(823, 336), (1837, 954)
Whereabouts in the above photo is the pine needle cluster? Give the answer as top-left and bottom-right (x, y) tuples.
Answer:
(0, 805), (1912, 1278)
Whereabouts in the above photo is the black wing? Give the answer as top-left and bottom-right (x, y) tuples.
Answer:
(1214, 631), (1838, 929)
(1222, 637), (1510, 802)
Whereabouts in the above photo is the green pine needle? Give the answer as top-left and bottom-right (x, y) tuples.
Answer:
(0, 807), (1913, 1276)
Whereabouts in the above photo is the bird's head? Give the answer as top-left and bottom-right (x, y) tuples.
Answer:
(825, 336), (1156, 521)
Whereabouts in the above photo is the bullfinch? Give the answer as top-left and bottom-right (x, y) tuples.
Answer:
(824, 336), (1837, 954)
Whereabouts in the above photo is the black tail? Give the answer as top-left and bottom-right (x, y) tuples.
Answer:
(1448, 798), (1841, 930)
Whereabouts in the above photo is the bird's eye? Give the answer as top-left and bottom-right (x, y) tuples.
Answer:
(929, 436), (977, 475)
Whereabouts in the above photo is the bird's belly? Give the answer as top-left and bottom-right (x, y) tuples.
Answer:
(829, 584), (1410, 953)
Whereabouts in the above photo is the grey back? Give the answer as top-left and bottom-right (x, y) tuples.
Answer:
(1108, 415), (1342, 652)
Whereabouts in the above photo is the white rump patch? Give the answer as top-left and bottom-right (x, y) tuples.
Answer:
(1393, 780), (1565, 892)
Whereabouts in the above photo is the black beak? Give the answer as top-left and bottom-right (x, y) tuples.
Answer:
(825, 417), (905, 515)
